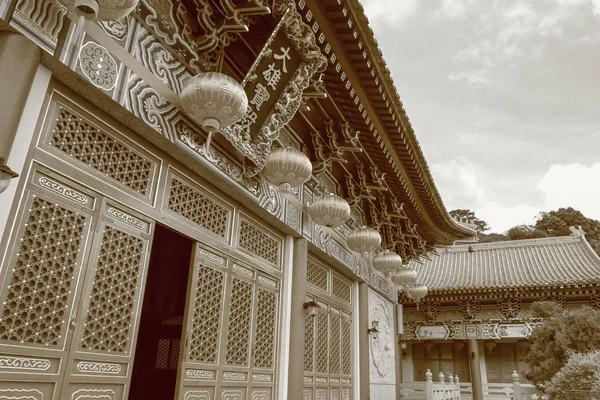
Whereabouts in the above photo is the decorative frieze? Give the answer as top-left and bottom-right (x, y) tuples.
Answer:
(76, 361), (121, 374)
(38, 176), (88, 204)
(186, 369), (215, 379)
(107, 207), (146, 230)
(0, 356), (51, 371)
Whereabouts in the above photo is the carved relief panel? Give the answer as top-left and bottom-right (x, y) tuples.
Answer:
(368, 289), (396, 385)
(177, 244), (281, 400)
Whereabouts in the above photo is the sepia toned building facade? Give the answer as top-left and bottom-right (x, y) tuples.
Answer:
(399, 230), (600, 400)
(0, 1), (477, 400)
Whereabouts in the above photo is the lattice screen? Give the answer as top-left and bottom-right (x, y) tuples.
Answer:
(167, 177), (231, 239)
(188, 264), (225, 363)
(50, 106), (154, 195)
(79, 226), (144, 353)
(253, 289), (277, 369)
(304, 257), (353, 398)
(237, 219), (281, 266)
(225, 278), (253, 366)
(0, 196), (87, 346)
(307, 258), (328, 292)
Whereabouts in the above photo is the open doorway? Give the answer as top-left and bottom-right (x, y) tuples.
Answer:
(129, 224), (193, 400)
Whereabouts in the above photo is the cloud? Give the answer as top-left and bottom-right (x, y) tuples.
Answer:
(538, 163), (600, 220)
(435, 0), (469, 20)
(448, 69), (491, 86)
(432, 159), (600, 233)
(360, 0), (418, 24)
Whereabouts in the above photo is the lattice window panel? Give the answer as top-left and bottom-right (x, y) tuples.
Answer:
(315, 312), (329, 374)
(50, 106), (153, 195)
(340, 319), (352, 375)
(167, 177), (230, 238)
(0, 196), (86, 346)
(304, 312), (315, 373)
(155, 339), (169, 369)
(80, 226), (144, 353)
(307, 258), (328, 292)
(457, 299), (481, 320)
(237, 219), (280, 266)
(170, 339), (180, 370)
(329, 315), (341, 375)
(253, 289), (277, 369)
(332, 274), (351, 304)
(497, 297), (522, 320)
(225, 278), (253, 366)
(188, 264), (225, 363)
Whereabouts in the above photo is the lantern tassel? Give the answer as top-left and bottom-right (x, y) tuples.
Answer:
(73, 14), (86, 45)
(203, 130), (217, 162)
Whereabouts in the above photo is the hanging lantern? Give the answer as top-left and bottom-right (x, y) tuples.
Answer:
(372, 250), (402, 275)
(180, 72), (248, 134)
(61, 0), (139, 38)
(262, 147), (312, 191)
(347, 226), (381, 253)
(308, 193), (351, 228)
(391, 266), (418, 287)
(405, 284), (428, 300)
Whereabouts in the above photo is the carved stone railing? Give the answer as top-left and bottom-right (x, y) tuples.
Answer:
(483, 371), (544, 400)
(399, 370), (461, 400)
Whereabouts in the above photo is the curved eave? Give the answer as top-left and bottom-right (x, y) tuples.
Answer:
(304, 0), (474, 245)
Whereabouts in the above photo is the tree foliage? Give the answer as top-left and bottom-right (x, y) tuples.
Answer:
(545, 351), (600, 400)
(449, 209), (489, 233)
(506, 224), (548, 241)
(525, 304), (600, 390)
(534, 208), (600, 255)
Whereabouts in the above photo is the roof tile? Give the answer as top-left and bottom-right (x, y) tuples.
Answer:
(409, 234), (600, 291)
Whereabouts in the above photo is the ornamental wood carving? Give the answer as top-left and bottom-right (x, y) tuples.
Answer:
(220, 0), (327, 176)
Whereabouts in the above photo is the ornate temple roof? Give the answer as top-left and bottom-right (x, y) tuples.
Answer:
(409, 230), (600, 293)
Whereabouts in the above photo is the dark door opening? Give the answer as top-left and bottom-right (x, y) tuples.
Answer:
(129, 224), (193, 400)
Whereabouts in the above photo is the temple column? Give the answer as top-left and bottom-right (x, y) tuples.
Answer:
(0, 31), (49, 243)
(357, 282), (370, 400)
(468, 339), (484, 400)
(285, 237), (308, 400)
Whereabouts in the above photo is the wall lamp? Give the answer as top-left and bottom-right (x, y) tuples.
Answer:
(303, 300), (322, 317)
(367, 320), (379, 340)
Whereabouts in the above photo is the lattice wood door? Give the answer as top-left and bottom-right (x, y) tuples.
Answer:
(0, 171), (97, 399)
(175, 243), (280, 400)
(0, 169), (154, 400)
(58, 199), (154, 400)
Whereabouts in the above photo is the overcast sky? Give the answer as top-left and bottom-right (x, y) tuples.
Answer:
(361, 0), (600, 233)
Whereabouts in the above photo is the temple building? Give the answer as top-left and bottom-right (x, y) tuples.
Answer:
(0, 1), (477, 400)
(399, 229), (600, 400)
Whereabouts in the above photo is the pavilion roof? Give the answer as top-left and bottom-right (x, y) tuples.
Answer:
(408, 231), (600, 292)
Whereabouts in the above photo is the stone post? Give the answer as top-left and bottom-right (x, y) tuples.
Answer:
(468, 339), (484, 400)
(286, 238), (308, 400)
(358, 282), (370, 400)
(425, 369), (433, 400)
(512, 370), (522, 400)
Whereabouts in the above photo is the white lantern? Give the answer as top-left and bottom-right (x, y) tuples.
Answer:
(372, 250), (402, 275)
(262, 147), (312, 191)
(405, 284), (428, 300)
(347, 226), (381, 253)
(391, 266), (418, 287)
(180, 72), (248, 134)
(308, 193), (351, 228)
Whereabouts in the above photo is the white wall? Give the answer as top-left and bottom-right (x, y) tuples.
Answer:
(368, 288), (397, 399)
